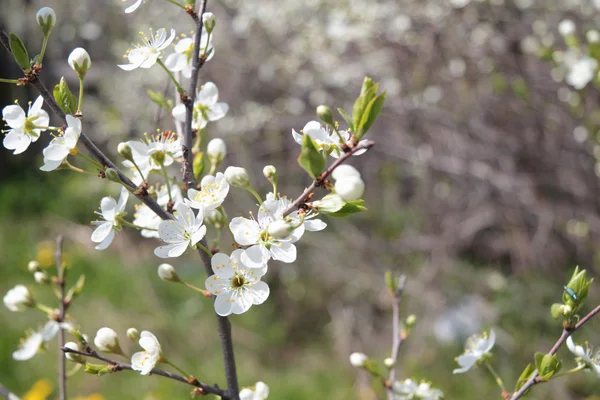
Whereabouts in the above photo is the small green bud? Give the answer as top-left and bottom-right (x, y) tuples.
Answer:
(316, 105), (334, 125)
(72, 329), (88, 346)
(117, 142), (133, 161)
(349, 352), (368, 368)
(28, 260), (41, 273)
(68, 47), (91, 78)
(104, 168), (122, 183)
(263, 165), (277, 183)
(127, 328), (140, 342)
(157, 263), (180, 282)
(36, 7), (56, 36)
(405, 314), (417, 328)
(202, 12), (216, 34)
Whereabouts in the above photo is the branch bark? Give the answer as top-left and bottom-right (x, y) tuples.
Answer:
(55, 236), (67, 400)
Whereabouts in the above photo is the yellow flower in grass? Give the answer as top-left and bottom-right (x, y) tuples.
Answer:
(22, 379), (52, 400)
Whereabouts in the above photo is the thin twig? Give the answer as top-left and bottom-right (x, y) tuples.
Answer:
(0, 383), (20, 400)
(55, 235), (67, 400)
(0, 27), (171, 221)
(511, 304), (600, 399)
(282, 140), (376, 217)
(61, 347), (229, 398)
(385, 275), (407, 400)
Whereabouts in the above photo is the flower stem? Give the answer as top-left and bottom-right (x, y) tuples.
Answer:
(65, 161), (89, 174)
(551, 364), (586, 379)
(76, 152), (104, 170)
(36, 303), (55, 315)
(118, 218), (157, 231)
(164, 358), (190, 377)
(181, 280), (209, 296)
(483, 360), (506, 393)
(164, 0), (188, 10)
(129, 158), (146, 181)
(246, 187), (263, 204)
(331, 123), (346, 145)
(201, 32), (212, 58)
(196, 242), (213, 258)
(157, 59), (185, 94)
(77, 76), (84, 113)
(38, 35), (49, 66)
(159, 162), (173, 203)
(0, 77), (19, 84)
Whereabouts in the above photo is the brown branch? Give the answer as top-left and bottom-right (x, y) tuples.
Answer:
(510, 304), (600, 399)
(55, 235), (67, 400)
(0, 27), (171, 221)
(61, 347), (229, 398)
(282, 140), (376, 217)
(385, 275), (407, 399)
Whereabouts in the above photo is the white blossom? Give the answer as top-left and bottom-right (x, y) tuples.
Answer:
(558, 20), (575, 37)
(229, 194), (325, 268)
(2, 96), (50, 154)
(133, 185), (183, 238)
(64, 342), (84, 363)
(3, 285), (34, 312)
(36, 7), (56, 30)
(565, 56), (597, 90)
(68, 48), (92, 76)
(349, 352), (368, 368)
(453, 329), (496, 374)
(91, 187), (129, 250)
(239, 381), (270, 400)
(172, 82), (228, 129)
(157, 263), (179, 281)
(292, 121), (368, 159)
(122, 132), (182, 183)
(40, 115), (81, 171)
(392, 379), (444, 400)
(123, 0), (145, 13)
(567, 336), (600, 376)
(164, 30), (214, 78)
(154, 203), (206, 258)
(206, 138), (226, 162)
(94, 327), (121, 353)
(118, 28), (175, 71)
(13, 321), (61, 361)
(186, 172), (230, 211)
(224, 166), (250, 188)
(205, 250), (270, 316)
(131, 331), (162, 375)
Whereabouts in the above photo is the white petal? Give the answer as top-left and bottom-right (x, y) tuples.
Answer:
(230, 291), (253, 315)
(44, 143), (69, 161)
(3, 131), (31, 154)
(154, 242), (188, 258)
(453, 354), (477, 374)
(270, 242), (296, 263)
(100, 196), (118, 221)
(117, 187), (129, 211)
(485, 329), (496, 353)
(230, 217), (260, 246)
(2, 105), (25, 127)
(197, 82), (219, 105)
(164, 52), (186, 72)
(158, 220), (184, 243)
(207, 103), (229, 121)
(95, 230), (115, 250)
(241, 245), (270, 268)
(248, 281), (270, 305)
(292, 129), (303, 144)
(91, 222), (113, 243)
(214, 293), (234, 316)
(40, 158), (61, 171)
(171, 104), (186, 122)
(190, 225), (207, 246)
(304, 219), (327, 231)
(29, 96), (44, 114)
(211, 253), (234, 276)
(124, 0), (143, 13)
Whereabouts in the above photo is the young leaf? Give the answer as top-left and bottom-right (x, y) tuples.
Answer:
(514, 362), (535, 393)
(193, 152), (205, 180)
(9, 33), (30, 70)
(357, 92), (386, 138)
(352, 84), (379, 137)
(53, 77), (77, 114)
(323, 199), (367, 217)
(337, 108), (354, 132)
(312, 193), (345, 213)
(298, 134), (325, 179)
(147, 89), (172, 111)
(537, 354), (561, 381)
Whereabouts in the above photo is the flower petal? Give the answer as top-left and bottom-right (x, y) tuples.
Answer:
(94, 229), (115, 250)
(270, 241), (296, 263)
(241, 245), (270, 268)
(230, 217), (260, 246)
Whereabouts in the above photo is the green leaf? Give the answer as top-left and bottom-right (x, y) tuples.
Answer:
(537, 354), (561, 381)
(147, 89), (172, 111)
(357, 92), (386, 138)
(312, 193), (345, 213)
(53, 77), (77, 114)
(514, 363), (535, 393)
(385, 271), (396, 293)
(352, 83), (379, 136)
(337, 108), (354, 132)
(193, 152), (205, 180)
(9, 33), (30, 70)
(324, 199), (367, 217)
(298, 134), (325, 179)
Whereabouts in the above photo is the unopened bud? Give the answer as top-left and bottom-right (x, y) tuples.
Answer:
(207, 138), (226, 164)
(202, 12), (216, 33)
(332, 165), (361, 181)
(224, 166), (250, 188)
(335, 176), (365, 201)
(157, 263), (180, 282)
(118, 142), (133, 161)
(85, 363), (112, 376)
(104, 168), (122, 183)
(316, 105), (334, 125)
(28, 260), (41, 273)
(127, 328), (140, 342)
(3, 285), (35, 312)
(349, 352), (368, 368)
(94, 327), (123, 354)
(36, 7), (56, 36)
(384, 358), (395, 368)
(68, 47), (91, 78)
(268, 220), (294, 239)
(405, 314), (416, 328)
(263, 165), (277, 182)
(64, 342), (85, 364)
(34, 271), (50, 284)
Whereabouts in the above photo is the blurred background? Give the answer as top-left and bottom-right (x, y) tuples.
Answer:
(2, 0), (600, 398)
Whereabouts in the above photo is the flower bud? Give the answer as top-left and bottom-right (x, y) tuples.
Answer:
(268, 220), (294, 239)
(224, 166), (250, 188)
(127, 328), (140, 342)
(118, 142), (133, 161)
(331, 165), (360, 181)
(316, 105), (334, 125)
(3, 285), (35, 312)
(94, 327), (122, 354)
(36, 7), (56, 36)
(34, 271), (50, 284)
(335, 176), (365, 201)
(68, 47), (91, 78)
(405, 314), (416, 328)
(384, 358), (395, 368)
(202, 12), (216, 33)
(28, 260), (41, 272)
(263, 165), (277, 182)
(207, 138), (226, 163)
(349, 352), (368, 368)
(157, 263), (180, 282)
(104, 168), (122, 184)
(64, 342), (85, 364)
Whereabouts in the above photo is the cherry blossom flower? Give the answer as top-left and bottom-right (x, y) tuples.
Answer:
(94, 327), (123, 354)
(392, 379), (444, 400)
(154, 203), (206, 258)
(134, 185), (183, 238)
(122, 132), (182, 183)
(91, 187), (129, 250)
(118, 28), (175, 71)
(165, 30), (214, 78)
(453, 329), (495, 374)
(131, 331), (162, 375)
(3, 285), (34, 312)
(40, 115), (81, 171)
(13, 321), (61, 361)
(123, 0), (145, 13)
(2, 96), (50, 154)
(205, 249), (270, 316)
(567, 336), (600, 376)
(239, 381), (270, 400)
(172, 82), (229, 129)
(229, 194), (325, 268)
(291, 120), (368, 159)
(186, 172), (230, 211)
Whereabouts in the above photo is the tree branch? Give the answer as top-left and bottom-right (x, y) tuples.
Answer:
(0, 382), (20, 400)
(282, 140), (375, 217)
(511, 304), (600, 399)
(61, 347), (229, 398)
(385, 275), (407, 399)
(55, 236), (67, 400)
